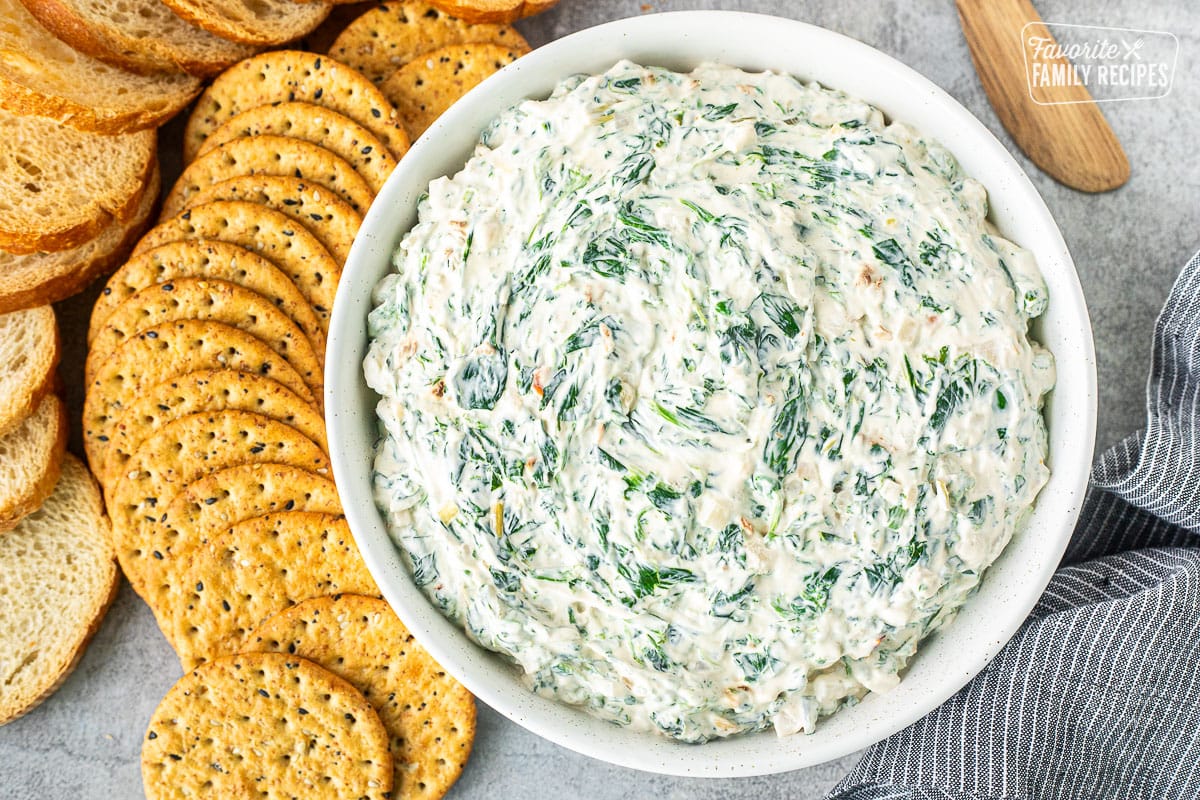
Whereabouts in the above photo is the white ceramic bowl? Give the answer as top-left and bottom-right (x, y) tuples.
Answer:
(326, 11), (1097, 777)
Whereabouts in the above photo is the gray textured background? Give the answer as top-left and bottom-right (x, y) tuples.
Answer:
(3, 0), (1197, 796)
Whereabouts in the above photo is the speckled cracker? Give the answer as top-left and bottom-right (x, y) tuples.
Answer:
(141, 463), (343, 595)
(197, 104), (396, 195)
(330, 1), (529, 86)
(133, 202), (340, 329)
(163, 135), (375, 219)
(83, 321), (314, 476)
(176, 176), (361, 267)
(142, 652), (393, 800)
(98, 370), (328, 489)
(86, 278), (325, 405)
(381, 43), (521, 139)
(152, 512), (377, 667)
(89, 239), (328, 352)
(184, 50), (410, 162)
(249, 595), (476, 800)
(108, 411), (330, 595)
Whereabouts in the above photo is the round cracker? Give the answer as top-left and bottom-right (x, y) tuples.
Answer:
(250, 595), (476, 800)
(197, 103), (396, 195)
(98, 369), (329, 489)
(86, 278), (326, 403)
(184, 50), (410, 162)
(83, 320), (315, 476)
(381, 42), (521, 140)
(142, 652), (393, 800)
(163, 463), (342, 545)
(153, 512), (377, 667)
(108, 411), (330, 595)
(331, 0), (529, 86)
(163, 135), (375, 219)
(174, 176), (361, 266)
(133, 201), (339, 329)
(141, 463), (343, 597)
(89, 239), (328, 349)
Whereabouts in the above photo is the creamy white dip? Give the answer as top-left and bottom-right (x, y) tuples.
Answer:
(365, 60), (1054, 742)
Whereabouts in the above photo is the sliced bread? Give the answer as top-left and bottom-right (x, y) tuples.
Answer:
(425, 0), (557, 24)
(0, 306), (59, 437)
(0, 161), (159, 314)
(0, 394), (67, 533)
(0, 0), (201, 133)
(16, 0), (258, 77)
(0, 107), (155, 254)
(0, 455), (119, 725)
(160, 0), (332, 46)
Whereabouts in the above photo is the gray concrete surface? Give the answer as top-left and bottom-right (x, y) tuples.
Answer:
(3, 0), (1197, 796)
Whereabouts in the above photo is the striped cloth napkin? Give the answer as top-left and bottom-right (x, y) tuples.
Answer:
(828, 249), (1200, 800)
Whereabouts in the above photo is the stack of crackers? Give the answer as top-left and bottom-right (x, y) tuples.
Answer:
(79, 0), (560, 786)
(79, 47), (476, 799)
(3, 0), (563, 793)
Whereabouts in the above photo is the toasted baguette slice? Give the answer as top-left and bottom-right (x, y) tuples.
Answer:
(16, 0), (258, 77)
(0, 162), (158, 314)
(0, 107), (155, 254)
(425, 0), (557, 23)
(161, 0), (332, 46)
(0, 394), (67, 533)
(0, 306), (59, 437)
(0, 0), (201, 133)
(0, 455), (119, 725)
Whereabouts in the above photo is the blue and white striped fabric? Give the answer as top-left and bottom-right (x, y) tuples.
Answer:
(828, 249), (1200, 800)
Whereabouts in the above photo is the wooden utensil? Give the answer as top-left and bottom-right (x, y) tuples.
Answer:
(956, 0), (1129, 192)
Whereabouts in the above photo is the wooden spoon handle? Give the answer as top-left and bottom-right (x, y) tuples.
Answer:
(956, 0), (1129, 193)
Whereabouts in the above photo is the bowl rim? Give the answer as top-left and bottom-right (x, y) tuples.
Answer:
(326, 9), (1098, 777)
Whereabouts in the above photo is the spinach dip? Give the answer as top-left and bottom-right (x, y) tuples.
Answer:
(365, 60), (1054, 742)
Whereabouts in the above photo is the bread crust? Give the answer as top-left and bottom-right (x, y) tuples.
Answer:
(0, 163), (159, 314)
(16, 0), (256, 77)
